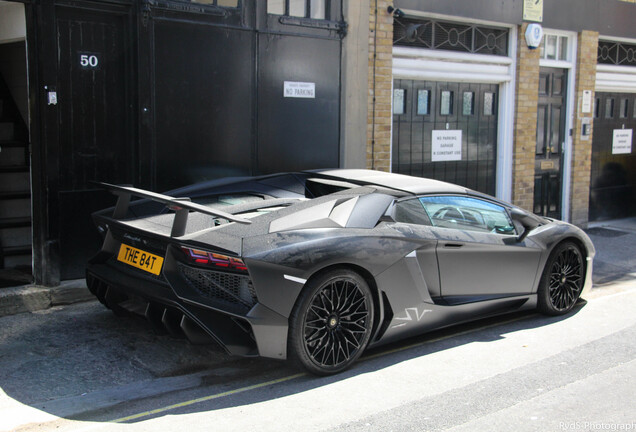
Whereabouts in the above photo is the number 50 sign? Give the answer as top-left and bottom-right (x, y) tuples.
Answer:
(78, 52), (101, 70)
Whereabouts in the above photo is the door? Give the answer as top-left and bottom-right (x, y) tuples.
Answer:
(392, 80), (499, 196)
(54, 6), (134, 279)
(589, 92), (636, 221)
(534, 68), (567, 218)
(393, 195), (542, 301)
(256, 3), (343, 175)
(153, 18), (254, 191)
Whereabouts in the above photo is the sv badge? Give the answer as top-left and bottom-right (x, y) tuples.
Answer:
(391, 307), (432, 329)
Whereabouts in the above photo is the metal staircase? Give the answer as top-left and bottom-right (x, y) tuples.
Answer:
(0, 74), (32, 281)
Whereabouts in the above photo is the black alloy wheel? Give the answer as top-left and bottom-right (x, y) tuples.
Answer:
(288, 269), (374, 375)
(538, 241), (585, 316)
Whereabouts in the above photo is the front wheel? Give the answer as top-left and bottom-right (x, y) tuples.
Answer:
(537, 242), (585, 316)
(288, 269), (374, 376)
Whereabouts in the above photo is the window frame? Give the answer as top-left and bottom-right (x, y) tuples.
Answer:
(539, 33), (570, 62)
(267, 0), (329, 20)
(391, 194), (517, 236)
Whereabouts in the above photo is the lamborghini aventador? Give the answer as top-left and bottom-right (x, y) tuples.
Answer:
(86, 169), (594, 375)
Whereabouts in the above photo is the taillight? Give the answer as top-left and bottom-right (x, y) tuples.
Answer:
(180, 246), (248, 273)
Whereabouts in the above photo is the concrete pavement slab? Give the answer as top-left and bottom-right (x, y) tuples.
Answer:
(0, 280), (93, 317)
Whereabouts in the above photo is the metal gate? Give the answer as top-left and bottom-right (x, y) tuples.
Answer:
(392, 80), (498, 196)
(533, 68), (567, 219)
(589, 92), (636, 221)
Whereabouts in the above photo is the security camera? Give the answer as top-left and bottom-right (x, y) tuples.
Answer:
(387, 6), (404, 18)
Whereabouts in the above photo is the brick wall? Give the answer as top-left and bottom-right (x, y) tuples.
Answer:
(367, 0), (393, 172)
(569, 31), (599, 227)
(512, 23), (541, 212)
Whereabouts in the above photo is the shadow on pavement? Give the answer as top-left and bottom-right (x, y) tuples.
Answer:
(585, 227), (636, 285)
(0, 298), (588, 426)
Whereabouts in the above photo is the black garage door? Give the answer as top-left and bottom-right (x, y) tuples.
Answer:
(30, 0), (345, 283)
(392, 80), (498, 196)
(590, 92), (636, 221)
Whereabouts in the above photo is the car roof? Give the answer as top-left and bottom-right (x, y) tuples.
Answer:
(308, 169), (468, 195)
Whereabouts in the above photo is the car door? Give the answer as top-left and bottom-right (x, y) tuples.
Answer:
(398, 195), (543, 302)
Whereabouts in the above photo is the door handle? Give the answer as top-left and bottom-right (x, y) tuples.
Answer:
(444, 243), (464, 248)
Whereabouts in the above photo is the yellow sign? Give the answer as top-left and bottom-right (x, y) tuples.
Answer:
(117, 244), (164, 275)
(523, 0), (543, 22)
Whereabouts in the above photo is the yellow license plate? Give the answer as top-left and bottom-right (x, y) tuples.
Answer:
(117, 244), (164, 275)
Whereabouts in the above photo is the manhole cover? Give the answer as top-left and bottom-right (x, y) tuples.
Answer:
(585, 227), (629, 238)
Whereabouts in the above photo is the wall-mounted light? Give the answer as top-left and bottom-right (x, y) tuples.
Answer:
(387, 6), (404, 18)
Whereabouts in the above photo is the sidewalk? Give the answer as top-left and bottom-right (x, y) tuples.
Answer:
(0, 218), (635, 318)
(0, 279), (94, 317)
(586, 216), (636, 289)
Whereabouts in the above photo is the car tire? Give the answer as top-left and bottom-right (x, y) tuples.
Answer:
(288, 269), (374, 376)
(537, 241), (585, 316)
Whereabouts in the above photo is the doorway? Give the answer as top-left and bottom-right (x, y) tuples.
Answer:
(0, 1), (32, 287)
(589, 92), (636, 221)
(534, 68), (567, 219)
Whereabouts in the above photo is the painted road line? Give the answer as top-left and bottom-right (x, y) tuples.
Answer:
(97, 290), (636, 425)
(107, 313), (535, 425)
(110, 373), (306, 423)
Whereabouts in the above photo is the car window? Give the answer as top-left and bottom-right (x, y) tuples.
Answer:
(394, 198), (432, 226)
(417, 196), (516, 235)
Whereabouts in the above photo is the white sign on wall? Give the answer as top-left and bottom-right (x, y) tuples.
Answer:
(581, 90), (593, 114)
(283, 81), (316, 98)
(612, 129), (633, 154)
(432, 130), (462, 162)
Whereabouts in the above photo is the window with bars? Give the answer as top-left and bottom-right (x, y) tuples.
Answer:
(598, 40), (636, 67)
(393, 17), (509, 56)
(268, 0), (327, 19)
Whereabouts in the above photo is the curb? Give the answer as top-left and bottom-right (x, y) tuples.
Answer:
(0, 279), (94, 318)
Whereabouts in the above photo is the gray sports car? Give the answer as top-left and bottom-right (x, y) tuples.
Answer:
(86, 169), (594, 375)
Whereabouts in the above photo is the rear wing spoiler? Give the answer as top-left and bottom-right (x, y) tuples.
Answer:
(97, 182), (251, 237)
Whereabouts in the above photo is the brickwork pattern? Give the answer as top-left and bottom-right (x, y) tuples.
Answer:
(569, 31), (599, 227)
(367, 0), (393, 172)
(512, 23), (541, 212)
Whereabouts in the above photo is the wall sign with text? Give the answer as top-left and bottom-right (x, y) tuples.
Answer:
(283, 81), (316, 99)
(432, 130), (462, 162)
(612, 129), (633, 155)
(523, 0), (543, 22)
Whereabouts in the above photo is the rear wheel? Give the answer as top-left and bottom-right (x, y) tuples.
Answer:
(288, 269), (374, 376)
(537, 241), (585, 316)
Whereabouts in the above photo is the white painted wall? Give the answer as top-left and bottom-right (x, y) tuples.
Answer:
(0, 2), (26, 44)
(341, 0), (370, 169)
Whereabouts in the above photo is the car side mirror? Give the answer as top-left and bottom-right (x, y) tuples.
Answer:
(494, 225), (516, 235)
(509, 208), (540, 242)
